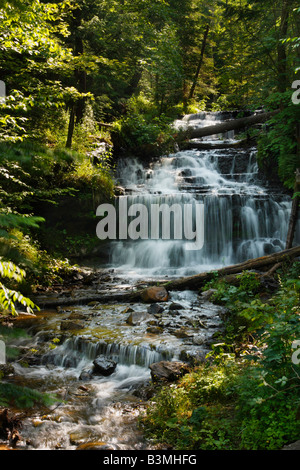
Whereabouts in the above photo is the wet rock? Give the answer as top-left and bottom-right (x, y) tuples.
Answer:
(69, 430), (94, 446)
(147, 320), (158, 326)
(69, 312), (87, 320)
(126, 312), (152, 326)
(146, 326), (164, 335)
(282, 440), (300, 450)
(0, 444), (12, 450)
(173, 328), (191, 338)
(0, 408), (22, 446)
(122, 306), (134, 314)
(114, 186), (125, 196)
(168, 302), (184, 311)
(201, 289), (217, 301)
(149, 361), (190, 382)
(79, 369), (93, 381)
(92, 355), (117, 376)
(180, 349), (208, 365)
(141, 286), (168, 303)
(60, 320), (85, 331)
(147, 304), (164, 314)
(133, 381), (157, 400)
(192, 334), (206, 345)
(0, 363), (15, 377)
(76, 442), (118, 450)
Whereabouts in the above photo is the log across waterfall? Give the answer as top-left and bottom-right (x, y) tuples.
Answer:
(176, 109), (280, 140)
(34, 112), (299, 308)
(106, 111), (300, 281)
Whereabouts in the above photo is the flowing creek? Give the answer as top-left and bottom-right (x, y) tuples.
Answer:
(5, 111), (300, 450)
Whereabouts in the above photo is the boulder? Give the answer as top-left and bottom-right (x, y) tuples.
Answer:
(147, 304), (164, 314)
(79, 369), (93, 381)
(76, 442), (118, 450)
(282, 440), (300, 450)
(173, 328), (191, 339)
(201, 289), (217, 301)
(146, 326), (164, 335)
(168, 302), (184, 311)
(141, 286), (168, 303)
(192, 334), (206, 345)
(60, 320), (85, 331)
(149, 361), (190, 382)
(126, 312), (152, 325)
(92, 355), (117, 376)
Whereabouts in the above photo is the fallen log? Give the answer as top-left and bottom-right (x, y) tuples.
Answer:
(185, 110), (280, 140)
(32, 246), (300, 308)
(159, 245), (300, 292)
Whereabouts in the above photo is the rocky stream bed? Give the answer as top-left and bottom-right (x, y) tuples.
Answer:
(0, 266), (227, 450)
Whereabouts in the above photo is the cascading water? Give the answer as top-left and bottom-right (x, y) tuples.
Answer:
(111, 112), (299, 278)
(5, 111), (299, 450)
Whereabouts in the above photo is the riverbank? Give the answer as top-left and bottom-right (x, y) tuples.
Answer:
(0, 256), (299, 450)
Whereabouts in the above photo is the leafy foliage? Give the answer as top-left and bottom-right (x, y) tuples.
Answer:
(0, 259), (38, 315)
(142, 264), (300, 450)
(0, 382), (56, 409)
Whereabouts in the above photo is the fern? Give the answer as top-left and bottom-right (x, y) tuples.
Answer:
(0, 259), (39, 315)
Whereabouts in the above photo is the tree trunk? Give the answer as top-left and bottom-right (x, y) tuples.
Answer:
(157, 245), (300, 292)
(277, 0), (290, 93)
(183, 110), (280, 140)
(33, 245), (300, 308)
(66, 105), (75, 149)
(285, 121), (300, 250)
(286, 173), (300, 249)
(188, 24), (210, 101)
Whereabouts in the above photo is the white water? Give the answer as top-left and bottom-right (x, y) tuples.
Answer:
(6, 111), (299, 450)
(111, 112), (298, 278)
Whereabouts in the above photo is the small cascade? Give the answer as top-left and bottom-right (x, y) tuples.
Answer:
(41, 335), (170, 370)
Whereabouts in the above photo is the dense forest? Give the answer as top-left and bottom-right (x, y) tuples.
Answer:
(0, 0), (300, 452)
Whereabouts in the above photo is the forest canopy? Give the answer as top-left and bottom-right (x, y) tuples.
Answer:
(0, 0), (299, 144)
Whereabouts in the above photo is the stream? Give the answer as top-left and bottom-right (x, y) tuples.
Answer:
(4, 111), (300, 450)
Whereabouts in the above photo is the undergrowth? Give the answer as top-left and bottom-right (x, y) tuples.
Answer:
(142, 263), (300, 450)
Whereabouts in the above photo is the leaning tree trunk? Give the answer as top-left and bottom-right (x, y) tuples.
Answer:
(158, 245), (300, 292)
(183, 110), (280, 140)
(285, 123), (300, 249)
(33, 245), (300, 308)
(286, 176), (300, 249)
(66, 104), (75, 149)
(188, 24), (210, 101)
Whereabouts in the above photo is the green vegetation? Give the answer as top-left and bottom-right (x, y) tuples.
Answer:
(0, 383), (57, 409)
(142, 264), (300, 450)
(0, 0), (299, 447)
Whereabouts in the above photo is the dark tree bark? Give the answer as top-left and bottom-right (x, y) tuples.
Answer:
(183, 110), (280, 140)
(277, 0), (290, 93)
(33, 245), (300, 308)
(66, 105), (75, 149)
(285, 123), (300, 249)
(188, 24), (210, 101)
(65, 6), (87, 148)
(158, 245), (300, 292)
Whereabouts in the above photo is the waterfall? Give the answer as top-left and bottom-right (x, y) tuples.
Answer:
(110, 112), (299, 277)
(41, 336), (170, 369)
